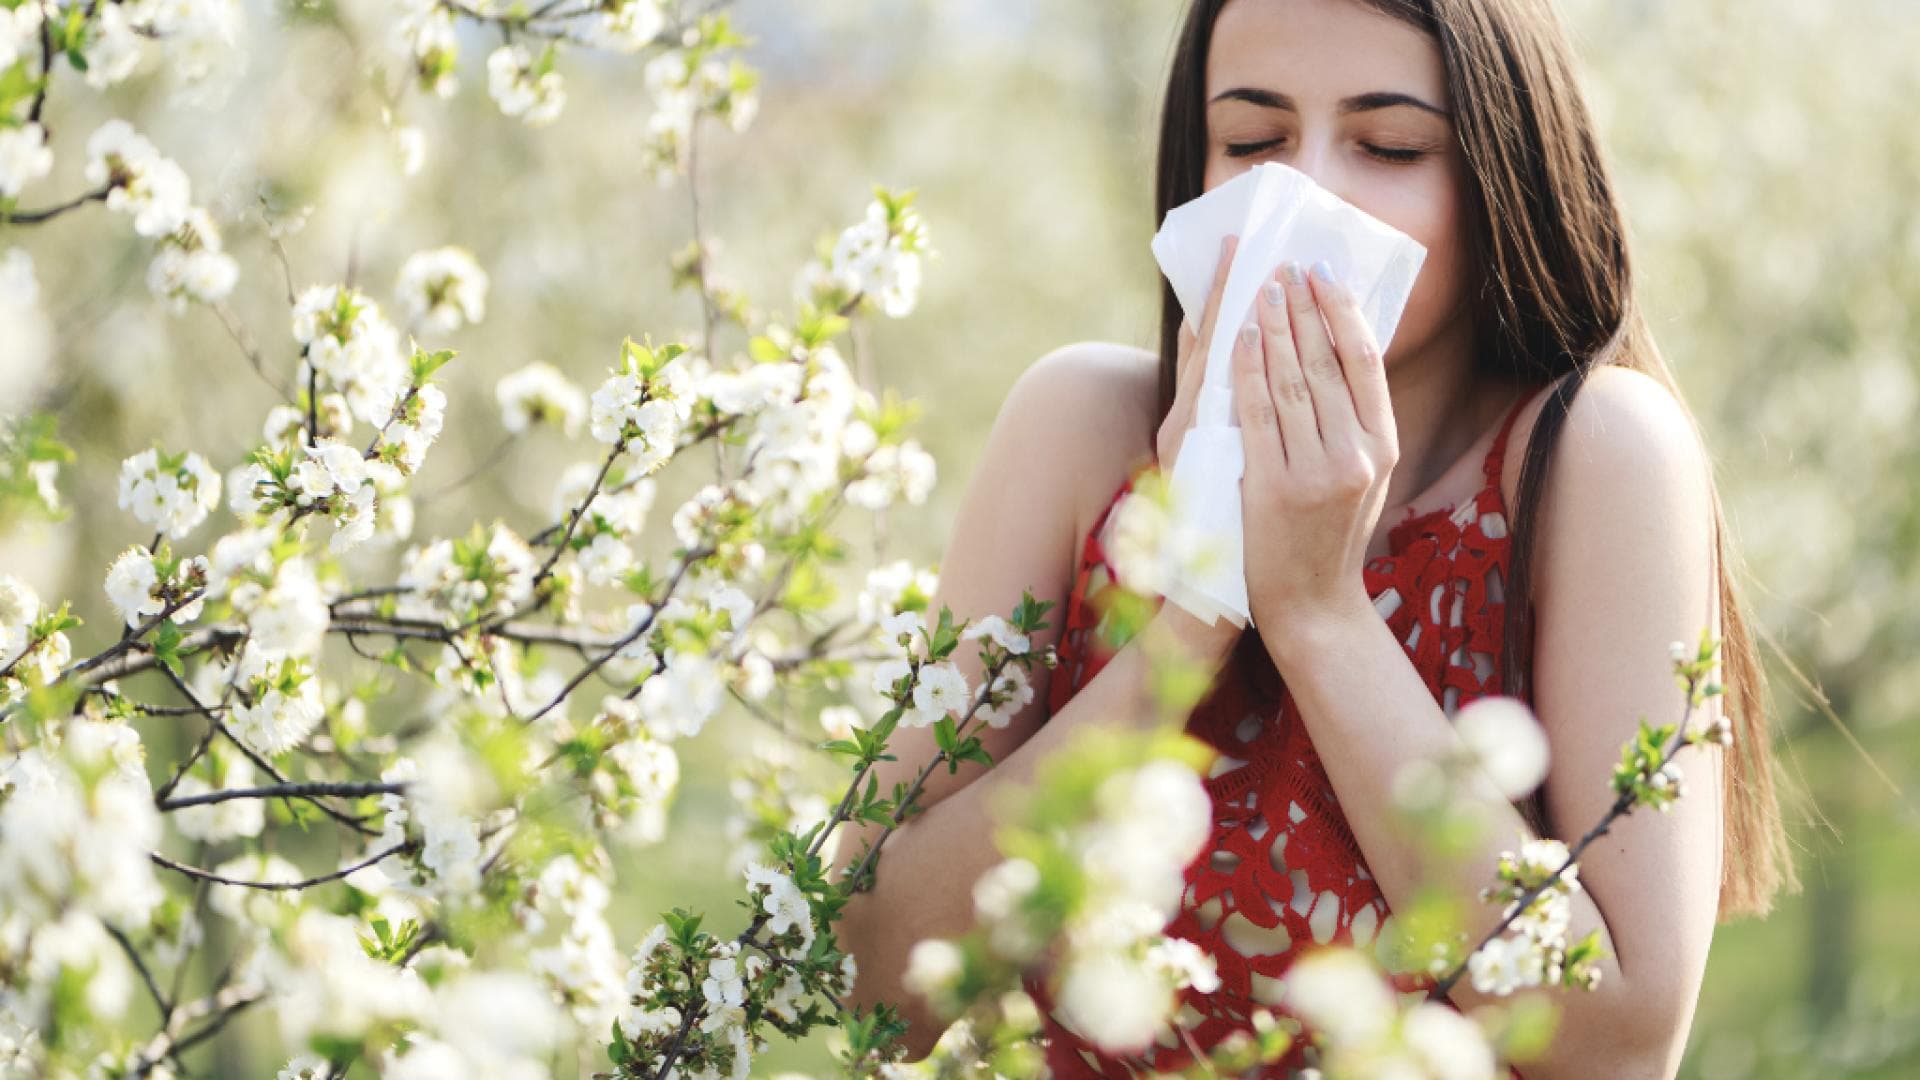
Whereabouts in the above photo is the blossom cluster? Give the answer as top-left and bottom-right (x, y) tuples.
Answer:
(1469, 839), (1606, 995)
(0, 574), (74, 705)
(795, 188), (936, 320)
(1281, 949), (1504, 1079)
(83, 119), (241, 311)
(898, 730), (1223, 1063)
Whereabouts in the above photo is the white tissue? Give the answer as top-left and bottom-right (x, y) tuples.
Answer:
(1148, 162), (1428, 628)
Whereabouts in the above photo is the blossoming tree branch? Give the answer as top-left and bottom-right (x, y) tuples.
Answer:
(0, 2), (1730, 1078)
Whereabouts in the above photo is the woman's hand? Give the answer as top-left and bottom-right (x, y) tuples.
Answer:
(1233, 259), (1401, 659)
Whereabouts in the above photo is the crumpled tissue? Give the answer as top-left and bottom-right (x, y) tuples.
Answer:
(1148, 161), (1428, 628)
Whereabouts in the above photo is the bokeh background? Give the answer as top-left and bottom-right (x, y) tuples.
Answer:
(3, 0), (1916, 1075)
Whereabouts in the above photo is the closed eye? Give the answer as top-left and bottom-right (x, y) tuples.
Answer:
(1222, 138), (1430, 164)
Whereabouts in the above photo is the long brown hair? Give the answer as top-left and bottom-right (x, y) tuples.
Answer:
(1151, 0), (1795, 918)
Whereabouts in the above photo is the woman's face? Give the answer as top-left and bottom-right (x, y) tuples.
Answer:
(1204, 0), (1473, 369)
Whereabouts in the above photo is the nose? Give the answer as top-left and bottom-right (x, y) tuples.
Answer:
(1290, 138), (1338, 194)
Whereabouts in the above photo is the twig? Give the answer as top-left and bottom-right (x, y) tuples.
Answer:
(153, 662), (381, 837)
(417, 431), (519, 504)
(527, 548), (709, 724)
(1432, 673), (1707, 995)
(60, 589), (207, 681)
(106, 921), (173, 1020)
(150, 841), (410, 891)
(2, 185), (110, 225)
(158, 781), (405, 811)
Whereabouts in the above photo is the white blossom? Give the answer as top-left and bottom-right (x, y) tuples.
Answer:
(589, 0), (665, 52)
(487, 43), (566, 126)
(0, 0), (44, 73)
(1284, 948), (1397, 1046)
(497, 362), (586, 435)
(971, 858), (1039, 922)
(801, 196), (934, 318)
(118, 447), (221, 538)
(0, 574), (38, 662)
(1145, 935), (1220, 994)
(272, 910), (432, 1049)
(819, 704), (865, 740)
(1402, 1002), (1500, 1080)
(0, 728), (164, 926)
(291, 284), (409, 428)
(148, 207), (239, 312)
(846, 440), (936, 509)
(227, 648), (326, 757)
(577, 532), (634, 585)
(0, 123), (53, 198)
(906, 661), (968, 728)
(82, 4), (144, 89)
(962, 614), (1030, 656)
(392, 0), (459, 98)
(976, 666), (1034, 729)
(869, 657), (911, 699)
(857, 560), (938, 626)
(1467, 933), (1547, 996)
(903, 938), (963, 999)
(1053, 951), (1172, 1054)
(85, 120), (192, 237)
(395, 246), (489, 333)
(635, 648), (726, 739)
(1455, 695), (1551, 800)
(103, 546), (203, 627)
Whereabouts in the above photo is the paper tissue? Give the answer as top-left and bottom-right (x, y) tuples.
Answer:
(1148, 161), (1428, 628)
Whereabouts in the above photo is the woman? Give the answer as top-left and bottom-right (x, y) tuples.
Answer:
(836, 0), (1794, 1075)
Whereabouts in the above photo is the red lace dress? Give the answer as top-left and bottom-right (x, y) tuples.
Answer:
(1028, 385), (1544, 1077)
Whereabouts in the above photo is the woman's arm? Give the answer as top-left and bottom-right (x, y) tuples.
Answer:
(1266, 366), (1725, 1079)
(831, 343), (1231, 1060)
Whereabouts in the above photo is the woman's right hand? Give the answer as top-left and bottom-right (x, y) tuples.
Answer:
(1150, 232), (1246, 664)
(1155, 233), (1240, 472)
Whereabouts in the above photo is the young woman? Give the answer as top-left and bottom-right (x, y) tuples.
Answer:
(836, 1), (1794, 1075)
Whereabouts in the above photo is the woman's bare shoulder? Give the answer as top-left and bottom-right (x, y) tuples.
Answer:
(1000, 340), (1160, 533)
(1498, 365), (1703, 515)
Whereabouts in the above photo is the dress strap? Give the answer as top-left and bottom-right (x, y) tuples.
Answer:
(1482, 384), (1544, 485)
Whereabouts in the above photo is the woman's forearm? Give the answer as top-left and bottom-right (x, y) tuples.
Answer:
(836, 611), (1234, 1058)
(1266, 604), (1681, 1079)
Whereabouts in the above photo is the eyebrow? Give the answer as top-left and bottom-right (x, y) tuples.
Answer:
(1209, 87), (1451, 119)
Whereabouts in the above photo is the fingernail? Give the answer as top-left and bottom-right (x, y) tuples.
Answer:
(1311, 260), (1335, 284)
(1263, 281), (1284, 306)
(1239, 323), (1259, 348)
(1283, 261), (1307, 285)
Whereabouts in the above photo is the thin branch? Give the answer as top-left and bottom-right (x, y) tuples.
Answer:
(153, 662), (381, 838)
(523, 437), (625, 603)
(106, 921), (173, 1020)
(151, 841), (409, 891)
(209, 299), (293, 402)
(158, 781), (405, 811)
(2, 185), (110, 225)
(527, 548), (709, 724)
(60, 589), (207, 682)
(1432, 672), (1708, 996)
(131, 981), (265, 1077)
(416, 431), (519, 505)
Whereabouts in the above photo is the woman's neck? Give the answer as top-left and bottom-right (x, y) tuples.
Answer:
(1379, 339), (1514, 519)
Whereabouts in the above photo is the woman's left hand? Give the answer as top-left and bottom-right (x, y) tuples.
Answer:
(1232, 259), (1401, 655)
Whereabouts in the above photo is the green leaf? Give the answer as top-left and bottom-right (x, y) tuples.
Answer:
(152, 619), (185, 675)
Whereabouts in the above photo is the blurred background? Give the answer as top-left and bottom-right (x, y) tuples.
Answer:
(2, 0), (1916, 1075)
